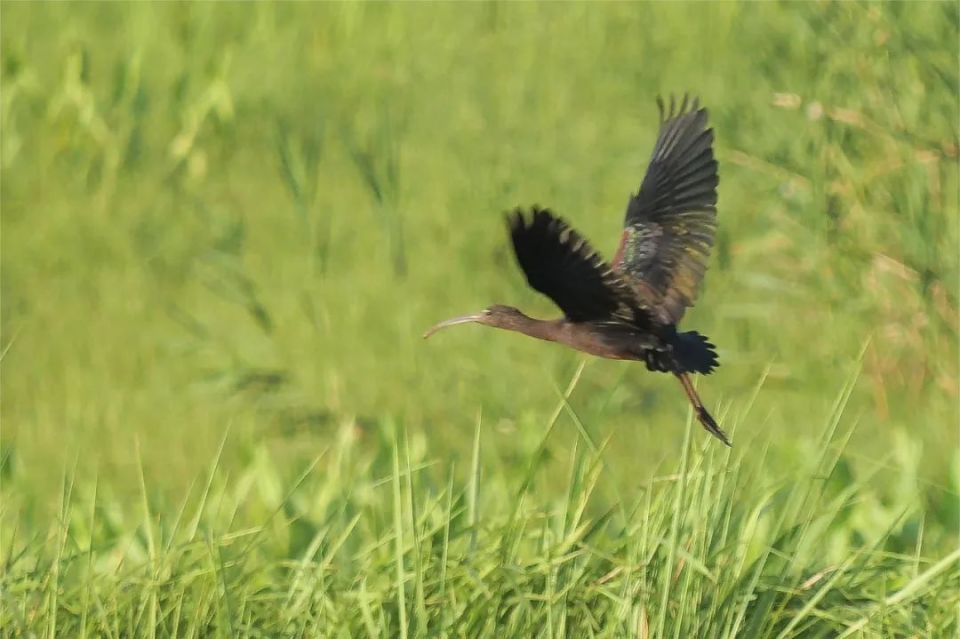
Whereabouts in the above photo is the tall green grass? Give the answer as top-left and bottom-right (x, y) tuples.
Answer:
(2, 2), (958, 635)
(3, 367), (957, 636)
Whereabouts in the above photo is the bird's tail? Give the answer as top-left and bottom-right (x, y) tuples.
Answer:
(673, 331), (719, 375)
(676, 372), (731, 446)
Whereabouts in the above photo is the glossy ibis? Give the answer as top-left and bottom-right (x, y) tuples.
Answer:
(426, 95), (729, 445)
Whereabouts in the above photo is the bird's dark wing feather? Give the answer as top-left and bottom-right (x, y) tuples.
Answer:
(614, 94), (718, 325)
(509, 208), (641, 324)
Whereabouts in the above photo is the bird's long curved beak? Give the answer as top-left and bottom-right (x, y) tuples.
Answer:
(423, 313), (484, 339)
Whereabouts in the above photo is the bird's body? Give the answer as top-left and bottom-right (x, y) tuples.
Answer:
(426, 95), (730, 445)
(464, 309), (658, 360)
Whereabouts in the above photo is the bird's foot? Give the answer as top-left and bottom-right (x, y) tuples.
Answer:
(697, 407), (732, 447)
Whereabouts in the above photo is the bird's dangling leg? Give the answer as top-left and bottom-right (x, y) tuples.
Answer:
(675, 372), (731, 446)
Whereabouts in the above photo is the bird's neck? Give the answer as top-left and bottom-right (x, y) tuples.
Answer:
(503, 315), (633, 360)
(501, 314), (567, 344)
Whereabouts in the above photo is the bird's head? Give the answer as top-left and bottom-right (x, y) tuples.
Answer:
(423, 305), (527, 339)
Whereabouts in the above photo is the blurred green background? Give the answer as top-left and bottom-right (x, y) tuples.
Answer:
(1, 2), (958, 631)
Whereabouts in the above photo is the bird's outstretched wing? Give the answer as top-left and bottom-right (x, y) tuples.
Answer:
(509, 208), (641, 324)
(613, 95), (718, 325)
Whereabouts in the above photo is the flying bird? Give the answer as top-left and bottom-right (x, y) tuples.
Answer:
(425, 95), (729, 445)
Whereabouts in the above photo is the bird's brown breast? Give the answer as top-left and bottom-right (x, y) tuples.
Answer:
(556, 321), (659, 361)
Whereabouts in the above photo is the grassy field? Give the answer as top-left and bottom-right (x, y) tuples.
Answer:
(2, 2), (958, 636)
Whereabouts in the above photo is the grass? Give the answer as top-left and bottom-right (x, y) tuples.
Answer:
(2, 1), (958, 636)
(3, 369), (958, 635)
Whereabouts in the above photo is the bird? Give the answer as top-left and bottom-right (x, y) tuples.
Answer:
(425, 95), (729, 446)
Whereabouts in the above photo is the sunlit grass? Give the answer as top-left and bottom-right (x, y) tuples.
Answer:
(3, 368), (957, 636)
(1, 1), (958, 635)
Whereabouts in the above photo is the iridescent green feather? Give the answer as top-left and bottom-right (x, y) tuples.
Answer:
(614, 95), (719, 325)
